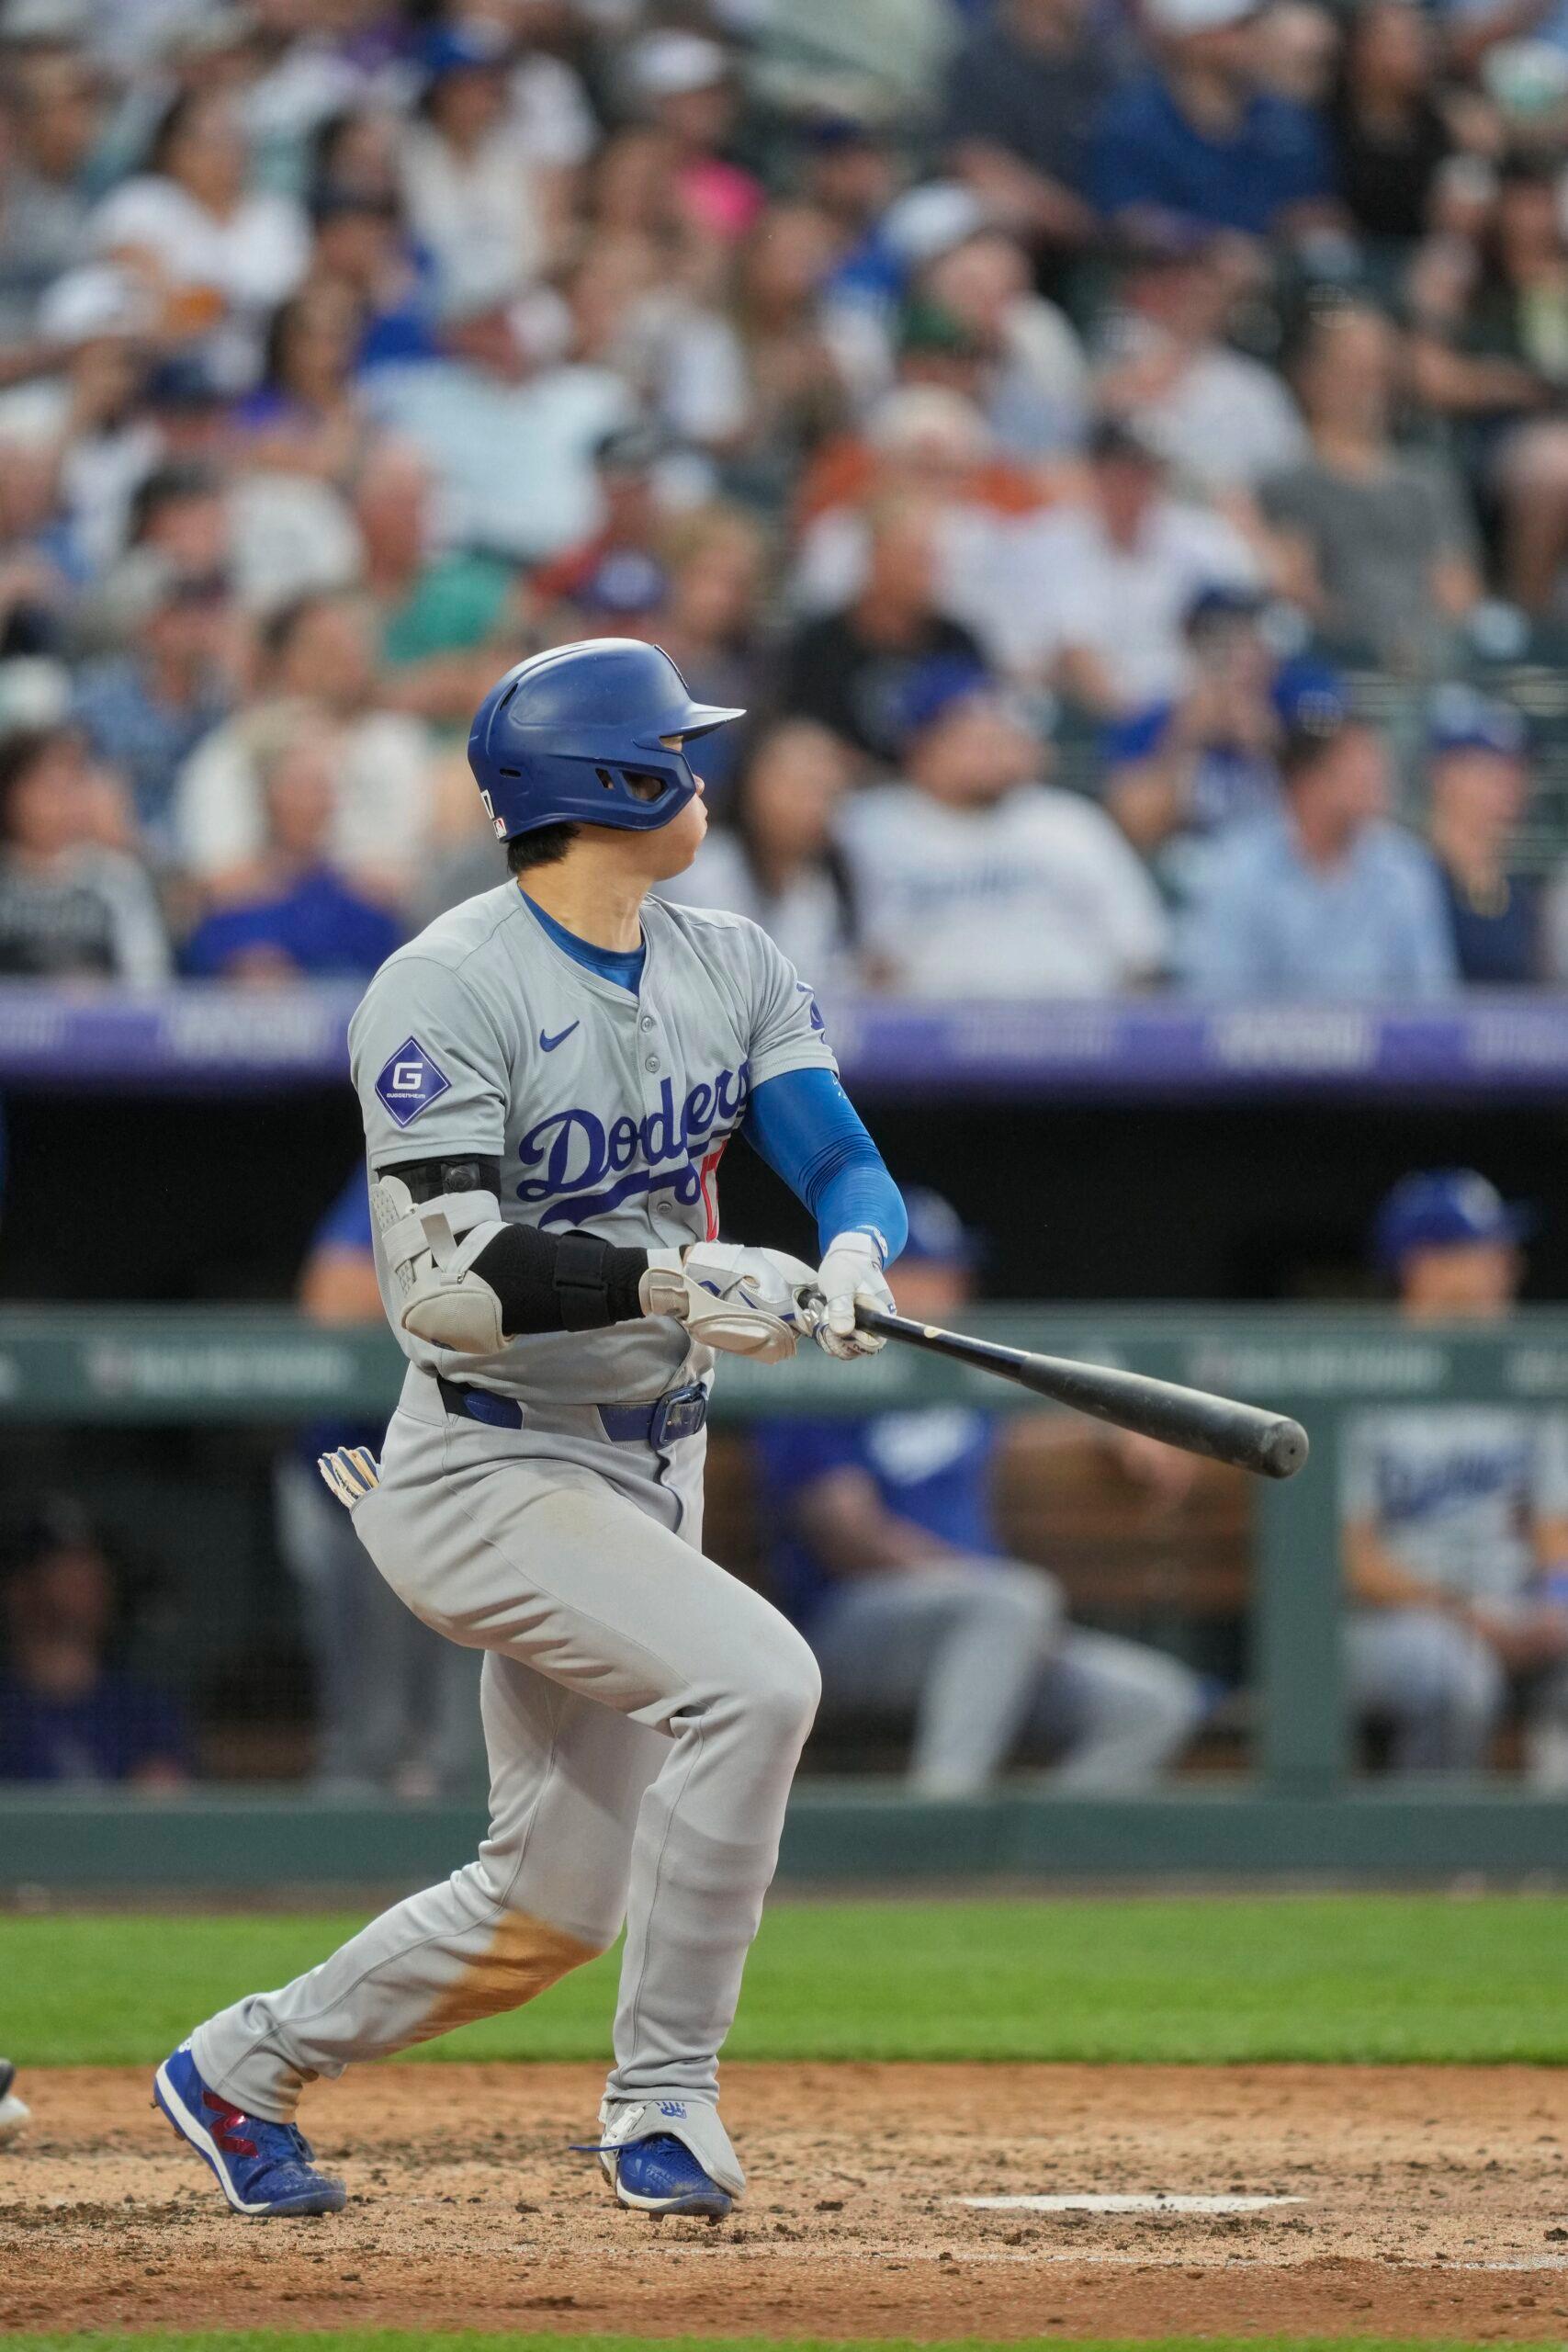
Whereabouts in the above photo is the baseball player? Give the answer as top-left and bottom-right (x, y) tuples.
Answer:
(1344, 1170), (1568, 1774)
(152, 638), (908, 2223)
(0, 2061), (27, 2145)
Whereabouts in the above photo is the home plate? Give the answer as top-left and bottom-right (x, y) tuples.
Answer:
(959, 2194), (1305, 2214)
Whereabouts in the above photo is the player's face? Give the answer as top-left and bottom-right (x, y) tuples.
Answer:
(1400, 1239), (1521, 1319)
(641, 735), (707, 876)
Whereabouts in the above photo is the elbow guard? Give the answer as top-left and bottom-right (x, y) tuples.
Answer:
(371, 1164), (651, 1350)
(371, 1172), (509, 1354)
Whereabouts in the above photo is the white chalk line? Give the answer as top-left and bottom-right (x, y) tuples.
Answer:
(960, 2193), (1305, 2214)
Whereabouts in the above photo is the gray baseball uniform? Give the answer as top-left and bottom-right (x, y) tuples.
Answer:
(1342, 1406), (1568, 1771)
(190, 883), (839, 2197)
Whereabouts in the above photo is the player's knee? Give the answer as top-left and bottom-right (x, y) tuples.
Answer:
(1390, 1613), (1503, 1724)
(1083, 1642), (1202, 1751)
(1141, 1652), (1205, 1747)
(978, 1562), (1063, 1643)
(732, 1624), (822, 1747)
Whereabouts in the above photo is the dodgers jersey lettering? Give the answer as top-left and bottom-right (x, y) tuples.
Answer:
(1340, 1406), (1568, 1603)
(348, 882), (836, 1407)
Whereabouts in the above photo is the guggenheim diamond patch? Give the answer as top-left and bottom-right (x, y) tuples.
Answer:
(375, 1036), (451, 1127)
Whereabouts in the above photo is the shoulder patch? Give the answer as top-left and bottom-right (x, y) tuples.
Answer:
(374, 1036), (452, 1127)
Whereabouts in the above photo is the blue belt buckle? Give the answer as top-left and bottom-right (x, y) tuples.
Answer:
(649, 1382), (707, 1449)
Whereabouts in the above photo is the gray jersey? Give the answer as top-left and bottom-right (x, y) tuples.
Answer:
(1341, 1406), (1568, 1603)
(347, 882), (836, 1407)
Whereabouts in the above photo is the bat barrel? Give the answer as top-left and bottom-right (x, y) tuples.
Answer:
(850, 1307), (1309, 1482)
(1036, 1350), (1307, 1479)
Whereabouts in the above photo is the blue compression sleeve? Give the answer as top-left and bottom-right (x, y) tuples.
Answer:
(743, 1067), (908, 1263)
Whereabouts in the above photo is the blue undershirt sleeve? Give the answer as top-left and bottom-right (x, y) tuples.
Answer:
(743, 1066), (908, 1264)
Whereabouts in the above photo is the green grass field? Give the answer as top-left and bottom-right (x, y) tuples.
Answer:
(6, 1892), (1568, 2067)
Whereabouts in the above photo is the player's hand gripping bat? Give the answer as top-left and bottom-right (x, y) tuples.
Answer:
(823, 1302), (1308, 1481)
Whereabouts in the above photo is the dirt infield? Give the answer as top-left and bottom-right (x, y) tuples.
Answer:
(2, 2063), (1566, 2339)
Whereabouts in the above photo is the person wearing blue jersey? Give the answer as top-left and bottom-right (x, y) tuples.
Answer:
(753, 1191), (1203, 1796)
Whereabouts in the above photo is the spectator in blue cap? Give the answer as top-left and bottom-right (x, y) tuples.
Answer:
(400, 24), (550, 317)
(839, 655), (1169, 994)
(1374, 1169), (1530, 1315)
(1175, 671), (1459, 998)
(1100, 583), (1283, 876)
(1342, 1170), (1568, 1780)
(1424, 686), (1541, 986)
(752, 1190), (1203, 1794)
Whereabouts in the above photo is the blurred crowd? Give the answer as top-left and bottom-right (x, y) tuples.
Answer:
(6, 0), (1568, 994)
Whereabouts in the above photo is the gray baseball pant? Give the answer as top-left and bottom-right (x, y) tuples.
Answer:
(273, 1453), (484, 1796)
(194, 1369), (820, 2177)
(1347, 1604), (1568, 1775)
(807, 1560), (1203, 1795)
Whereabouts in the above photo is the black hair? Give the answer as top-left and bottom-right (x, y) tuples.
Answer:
(261, 289), (310, 394)
(260, 587), (353, 667)
(128, 459), (222, 547)
(1279, 716), (1364, 786)
(729, 717), (860, 951)
(506, 824), (581, 873)
(148, 86), (209, 178)
(306, 107), (364, 198)
(260, 285), (355, 396)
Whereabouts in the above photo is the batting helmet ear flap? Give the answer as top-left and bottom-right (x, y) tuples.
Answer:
(469, 639), (746, 840)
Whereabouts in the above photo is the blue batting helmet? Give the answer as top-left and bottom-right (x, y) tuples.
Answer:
(1372, 1169), (1531, 1272)
(468, 638), (745, 841)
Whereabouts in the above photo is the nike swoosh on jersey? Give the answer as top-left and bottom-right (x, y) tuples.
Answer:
(539, 1022), (581, 1052)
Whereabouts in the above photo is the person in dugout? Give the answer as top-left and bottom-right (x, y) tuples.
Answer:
(1343, 1169), (1568, 1780)
(751, 1191), (1204, 1795)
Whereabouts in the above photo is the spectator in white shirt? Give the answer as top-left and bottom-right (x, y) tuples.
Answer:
(89, 91), (309, 389)
(173, 588), (435, 905)
(953, 417), (1259, 711)
(662, 718), (863, 995)
(399, 28), (550, 319)
(367, 280), (633, 562)
(1093, 232), (1309, 502)
(900, 229), (1091, 458)
(839, 657), (1170, 997)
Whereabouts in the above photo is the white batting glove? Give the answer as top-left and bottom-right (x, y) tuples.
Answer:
(641, 1240), (818, 1363)
(809, 1229), (895, 1359)
(319, 1445), (380, 1510)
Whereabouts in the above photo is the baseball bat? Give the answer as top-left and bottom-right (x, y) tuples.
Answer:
(846, 1306), (1309, 1481)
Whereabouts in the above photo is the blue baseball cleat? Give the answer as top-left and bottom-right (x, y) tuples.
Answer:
(612, 2132), (733, 2219)
(575, 2100), (735, 2220)
(152, 2042), (346, 2218)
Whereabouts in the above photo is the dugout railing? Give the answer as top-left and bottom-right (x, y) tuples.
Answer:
(3, 1303), (1567, 1888)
